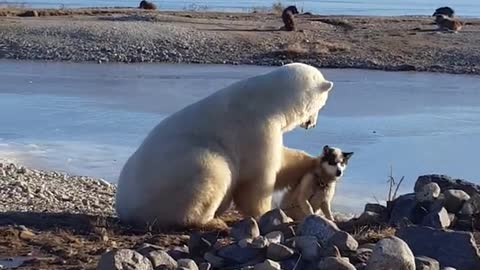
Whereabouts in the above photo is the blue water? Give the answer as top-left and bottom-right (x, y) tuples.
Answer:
(1, 60), (480, 212)
(1, 0), (479, 17)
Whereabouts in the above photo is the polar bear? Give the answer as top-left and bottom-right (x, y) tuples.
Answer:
(115, 63), (334, 228)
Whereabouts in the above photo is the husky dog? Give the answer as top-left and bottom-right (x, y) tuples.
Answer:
(279, 145), (353, 221)
(139, 0), (157, 10)
(282, 6), (299, 31)
(435, 14), (463, 32)
(432, 6), (455, 18)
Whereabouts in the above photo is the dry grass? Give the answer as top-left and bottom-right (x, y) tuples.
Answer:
(386, 166), (405, 202)
(352, 225), (396, 245)
(271, 1), (284, 14)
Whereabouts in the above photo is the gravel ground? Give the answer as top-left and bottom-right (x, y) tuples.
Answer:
(0, 162), (115, 216)
(0, 9), (479, 74)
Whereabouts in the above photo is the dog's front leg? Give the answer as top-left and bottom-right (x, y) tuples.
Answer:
(320, 201), (334, 221)
(296, 174), (316, 216)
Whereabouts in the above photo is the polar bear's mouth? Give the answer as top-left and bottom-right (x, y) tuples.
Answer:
(300, 114), (317, 129)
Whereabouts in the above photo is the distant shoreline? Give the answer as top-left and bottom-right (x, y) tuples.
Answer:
(0, 8), (479, 75)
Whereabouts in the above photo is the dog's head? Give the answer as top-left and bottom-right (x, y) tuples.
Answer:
(285, 5), (299, 14)
(318, 145), (353, 178)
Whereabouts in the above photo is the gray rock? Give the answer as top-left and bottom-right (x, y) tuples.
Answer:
(416, 182), (441, 202)
(279, 255), (304, 270)
(350, 247), (372, 265)
(389, 193), (427, 226)
(265, 231), (284, 245)
(258, 208), (291, 235)
(355, 263), (367, 270)
(364, 203), (387, 215)
(177, 259), (198, 270)
(319, 245), (341, 258)
(459, 194), (480, 215)
(251, 236), (269, 249)
(359, 243), (376, 250)
(318, 257), (356, 270)
(142, 250), (177, 269)
(415, 256), (440, 270)
(291, 236), (320, 262)
(217, 244), (262, 264)
(136, 243), (163, 254)
(198, 262), (211, 270)
(97, 249), (153, 270)
(422, 207), (451, 229)
(415, 175), (480, 196)
(188, 232), (217, 256)
(443, 189), (470, 213)
(231, 217), (260, 241)
(203, 252), (224, 268)
(266, 243), (294, 261)
(254, 260), (281, 270)
(239, 238), (253, 248)
(167, 246), (190, 261)
(327, 231), (358, 253)
(297, 215), (340, 245)
(366, 236), (415, 270)
(397, 226), (480, 270)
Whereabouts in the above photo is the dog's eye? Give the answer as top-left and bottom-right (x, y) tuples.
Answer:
(328, 161), (337, 166)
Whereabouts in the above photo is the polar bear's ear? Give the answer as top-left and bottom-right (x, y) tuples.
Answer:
(319, 81), (334, 92)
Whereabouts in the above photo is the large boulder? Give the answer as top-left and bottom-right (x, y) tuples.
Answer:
(290, 236), (321, 262)
(415, 256), (440, 270)
(327, 231), (358, 253)
(296, 215), (340, 245)
(254, 259), (281, 270)
(397, 226), (480, 270)
(258, 209), (291, 235)
(318, 257), (356, 270)
(416, 182), (441, 203)
(266, 243), (294, 261)
(415, 175), (480, 196)
(231, 217), (260, 241)
(459, 194), (480, 215)
(366, 236), (415, 270)
(141, 250), (177, 269)
(217, 244), (263, 264)
(422, 207), (451, 229)
(97, 249), (153, 270)
(389, 193), (428, 226)
(443, 189), (470, 213)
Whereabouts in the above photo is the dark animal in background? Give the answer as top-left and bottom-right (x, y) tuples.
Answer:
(433, 6), (455, 18)
(282, 5), (299, 31)
(139, 0), (157, 10)
(435, 14), (463, 32)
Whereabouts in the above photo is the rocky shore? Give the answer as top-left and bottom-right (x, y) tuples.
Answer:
(1, 160), (480, 269)
(0, 8), (479, 74)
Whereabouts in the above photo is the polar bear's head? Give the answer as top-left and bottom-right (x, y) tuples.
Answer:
(266, 63), (333, 132)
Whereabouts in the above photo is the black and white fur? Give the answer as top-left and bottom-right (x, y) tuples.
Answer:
(279, 145), (353, 221)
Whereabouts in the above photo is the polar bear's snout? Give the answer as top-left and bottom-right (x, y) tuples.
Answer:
(300, 113), (318, 129)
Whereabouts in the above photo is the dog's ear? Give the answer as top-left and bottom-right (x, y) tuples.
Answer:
(343, 152), (354, 161)
(323, 145), (330, 155)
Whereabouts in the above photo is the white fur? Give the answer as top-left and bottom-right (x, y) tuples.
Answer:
(115, 63), (333, 227)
